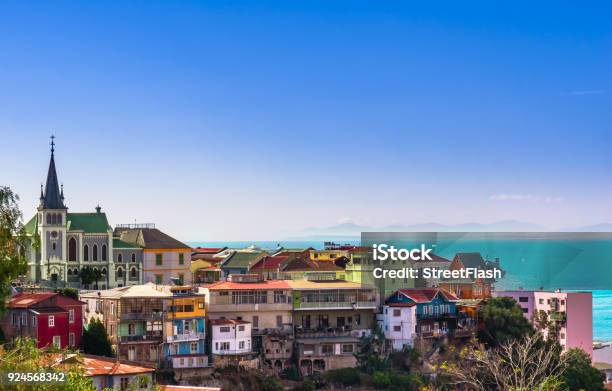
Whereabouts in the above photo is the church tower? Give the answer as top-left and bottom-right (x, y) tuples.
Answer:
(37, 136), (68, 284)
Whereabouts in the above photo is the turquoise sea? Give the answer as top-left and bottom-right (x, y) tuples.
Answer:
(191, 239), (612, 342)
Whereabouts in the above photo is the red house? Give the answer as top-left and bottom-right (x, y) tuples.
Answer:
(2, 292), (85, 349)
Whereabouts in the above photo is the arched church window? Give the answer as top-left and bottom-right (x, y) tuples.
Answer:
(46, 213), (51, 225)
(57, 214), (62, 225)
(102, 245), (107, 261)
(67, 269), (72, 276)
(117, 268), (124, 278)
(84, 245), (89, 261)
(101, 268), (107, 275)
(118, 254), (123, 263)
(69, 238), (77, 261)
(93, 244), (98, 261)
(131, 253), (136, 263)
(130, 267), (137, 278)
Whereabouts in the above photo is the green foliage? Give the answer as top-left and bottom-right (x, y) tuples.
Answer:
(389, 346), (421, 371)
(561, 348), (605, 391)
(0, 187), (28, 314)
(81, 319), (113, 357)
(291, 379), (315, 391)
(260, 376), (283, 391)
(58, 288), (78, 300)
(79, 267), (96, 286)
(372, 371), (391, 388)
(0, 337), (96, 391)
(323, 367), (361, 386)
(357, 322), (390, 374)
(478, 296), (534, 347)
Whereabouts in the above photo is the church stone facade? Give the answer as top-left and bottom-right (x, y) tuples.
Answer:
(24, 143), (144, 289)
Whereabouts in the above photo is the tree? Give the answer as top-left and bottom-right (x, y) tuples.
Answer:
(93, 268), (102, 289)
(0, 337), (96, 391)
(445, 333), (567, 391)
(59, 287), (79, 300)
(81, 319), (113, 357)
(561, 348), (605, 391)
(79, 267), (95, 287)
(0, 186), (28, 314)
(477, 296), (534, 347)
(356, 321), (389, 374)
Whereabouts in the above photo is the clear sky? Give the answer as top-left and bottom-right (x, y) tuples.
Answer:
(1, 1), (611, 240)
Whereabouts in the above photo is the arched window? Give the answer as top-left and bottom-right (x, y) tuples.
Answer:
(67, 268), (72, 275)
(93, 244), (98, 261)
(68, 238), (77, 261)
(57, 214), (62, 225)
(130, 267), (137, 278)
(117, 267), (124, 278)
(84, 245), (89, 261)
(131, 253), (136, 263)
(102, 244), (107, 261)
(101, 268), (107, 275)
(117, 254), (123, 263)
(46, 213), (51, 225)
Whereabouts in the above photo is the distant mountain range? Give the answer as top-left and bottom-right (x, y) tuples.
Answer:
(286, 220), (612, 240)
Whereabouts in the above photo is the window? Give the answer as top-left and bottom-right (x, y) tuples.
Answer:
(274, 291), (287, 303)
(93, 244), (98, 261)
(69, 309), (74, 323)
(120, 377), (129, 390)
(118, 254), (123, 263)
(117, 267), (124, 278)
(53, 335), (61, 348)
(84, 245), (89, 261)
(69, 333), (75, 346)
(12, 313), (17, 325)
(190, 342), (198, 353)
(52, 242), (56, 250)
(519, 297), (529, 303)
(68, 238), (77, 261)
(131, 253), (136, 263)
(253, 316), (259, 328)
(198, 302), (204, 309)
(220, 326), (230, 333)
(522, 308), (528, 313)
(178, 273), (184, 285)
(149, 346), (157, 361)
(239, 341), (245, 349)
(155, 254), (163, 265)
(48, 315), (55, 327)
(277, 315), (283, 328)
(32, 316), (37, 327)
(355, 314), (361, 326)
(155, 275), (162, 284)
(102, 244), (107, 261)
(393, 309), (401, 317)
(393, 325), (401, 332)
(130, 267), (137, 279)
(238, 325), (245, 331)
(539, 298), (544, 304)
(110, 302), (115, 315)
(21, 312), (27, 326)
(321, 344), (333, 354)
(342, 344), (354, 353)
(128, 323), (136, 335)
(128, 346), (136, 361)
(179, 253), (184, 265)
(219, 342), (230, 351)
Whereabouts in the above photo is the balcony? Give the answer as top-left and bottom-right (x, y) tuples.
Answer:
(416, 312), (456, 320)
(119, 332), (163, 343)
(420, 329), (450, 339)
(167, 332), (205, 343)
(549, 311), (566, 322)
(295, 301), (377, 310)
(120, 312), (164, 321)
(213, 349), (253, 356)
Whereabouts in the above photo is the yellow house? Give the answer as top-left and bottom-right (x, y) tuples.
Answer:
(310, 249), (349, 262)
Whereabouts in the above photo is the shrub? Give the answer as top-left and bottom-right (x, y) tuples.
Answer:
(323, 367), (361, 386)
(292, 380), (315, 391)
(372, 371), (391, 389)
(261, 376), (283, 391)
(281, 366), (301, 381)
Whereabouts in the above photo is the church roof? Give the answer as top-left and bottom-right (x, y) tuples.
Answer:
(67, 212), (110, 233)
(40, 146), (66, 210)
(113, 238), (142, 249)
(24, 214), (38, 235)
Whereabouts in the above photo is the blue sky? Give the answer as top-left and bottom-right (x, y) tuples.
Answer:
(1, 1), (611, 240)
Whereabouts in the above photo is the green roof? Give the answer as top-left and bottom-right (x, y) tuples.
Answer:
(113, 238), (142, 249)
(24, 215), (38, 235)
(67, 213), (110, 233)
(222, 251), (267, 269)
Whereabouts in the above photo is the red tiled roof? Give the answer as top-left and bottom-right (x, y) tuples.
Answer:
(82, 355), (155, 376)
(161, 386), (222, 391)
(282, 257), (342, 272)
(205, 280), (291, 291)
(31, 307), (68, 314)
(8, 292), (58, 308)
(192, 247), (227, 254)
(397, 288), (459, 303)
(250, 255), (289, 270)
(211, 319), (250, 326)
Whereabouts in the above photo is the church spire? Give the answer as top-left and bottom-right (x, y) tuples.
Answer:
(40, 135), (66, 210)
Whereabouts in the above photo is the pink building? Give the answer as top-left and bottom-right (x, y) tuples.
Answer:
(494, 290), (592, 357)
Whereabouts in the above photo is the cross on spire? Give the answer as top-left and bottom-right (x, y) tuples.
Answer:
(50, 134), (55, 155)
